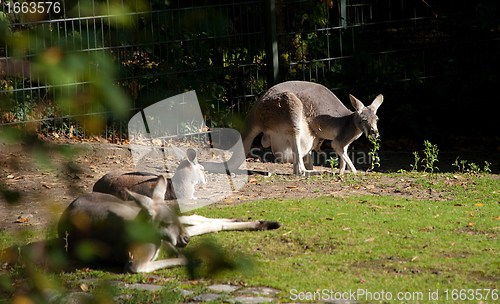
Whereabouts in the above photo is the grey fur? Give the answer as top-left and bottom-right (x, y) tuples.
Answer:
(93, 148), (207, 200)
(57, 172), (280, 273)
(226, 81), (383, 175)
(58, 175), (190, 273)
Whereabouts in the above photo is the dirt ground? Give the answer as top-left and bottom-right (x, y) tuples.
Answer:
(0, 140), (495, 234)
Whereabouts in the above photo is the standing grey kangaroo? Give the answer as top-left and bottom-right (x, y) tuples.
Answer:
(93, 148), (207, 201)
(58, 173), (280, 273)
(224, 81), (383, 175)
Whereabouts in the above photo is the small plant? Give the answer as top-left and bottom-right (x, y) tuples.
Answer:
(453, 157), (492, 175)
(466, 162), (481, 174)
(367, 135), (381, 171)
(326, 155), (339, 172)
(483, 161), (491, 174)
(410, 140), (439, 173)
(410, 151), (420, 171)
(421, 140), (439, 173)
(452, 157), (468, 173)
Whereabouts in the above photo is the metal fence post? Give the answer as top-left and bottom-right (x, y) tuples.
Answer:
(339, 0), (347, 28)
(264, 0), (279, 86)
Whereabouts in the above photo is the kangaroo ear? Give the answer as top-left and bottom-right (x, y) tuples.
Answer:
(369, 94), (384, 112)
(151, 175), (167, 201)
(186, 148), (197, 163)
(349, 94), (365, 112)
(126, 189), (156, 216)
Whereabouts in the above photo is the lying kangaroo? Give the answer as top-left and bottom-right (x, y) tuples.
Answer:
(93, 148), (206, 201)
(57, 175), (280, 273)
(224, 81), (383, 175)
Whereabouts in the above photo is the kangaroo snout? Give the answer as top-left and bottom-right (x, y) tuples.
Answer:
(362, 125), (379, 139)
(370, 128), (380, 138)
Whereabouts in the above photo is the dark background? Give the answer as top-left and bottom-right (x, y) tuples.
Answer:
(1, 0), (499, 163)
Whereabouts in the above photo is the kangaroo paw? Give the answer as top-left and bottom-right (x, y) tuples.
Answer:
(258, 221), (281, 230)
(303, 169), (323, 177)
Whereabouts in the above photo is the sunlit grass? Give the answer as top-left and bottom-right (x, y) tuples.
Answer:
(190, 194), (498, 292)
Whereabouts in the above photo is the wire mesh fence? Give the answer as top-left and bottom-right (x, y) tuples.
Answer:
(1, 0), (498, 143)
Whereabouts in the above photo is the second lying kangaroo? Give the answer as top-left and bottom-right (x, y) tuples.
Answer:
(224, 81), (383, 175)
(93, 148), (206, 201)
(58, 174), (280, 273)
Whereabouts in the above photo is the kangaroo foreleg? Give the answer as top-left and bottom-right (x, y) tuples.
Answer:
(332, 142), (357, 175)
(338, 149), (357, 175)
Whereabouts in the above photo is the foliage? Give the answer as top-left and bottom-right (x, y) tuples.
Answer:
(2, 1), (498, 145)
(0, 0), (270, 135)
(112, 1), (267, 128)
(367, 135), (381, 171)
(421, 140), (439, 173)
(483, 161), (492, 174)
(326, 155), (339, 172)
(410, 151), (420, 172)
(411, 140), (439, 173)
(1, 0), (138, 137)
(279, 1), (333, 82)
(452, 157), (492, 175)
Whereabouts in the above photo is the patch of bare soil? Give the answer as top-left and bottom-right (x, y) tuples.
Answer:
(0, 142), (135, 232)
(0, 141), (454, 233)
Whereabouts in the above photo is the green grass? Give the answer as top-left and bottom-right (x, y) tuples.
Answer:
(190, 197), (498, 291)
(1, 173), (499, 303)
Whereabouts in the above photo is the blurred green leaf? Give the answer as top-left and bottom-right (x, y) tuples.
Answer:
(101, 3), (134, 27)
(183, 238), (253, 279)
(126, 220), (160, 244)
